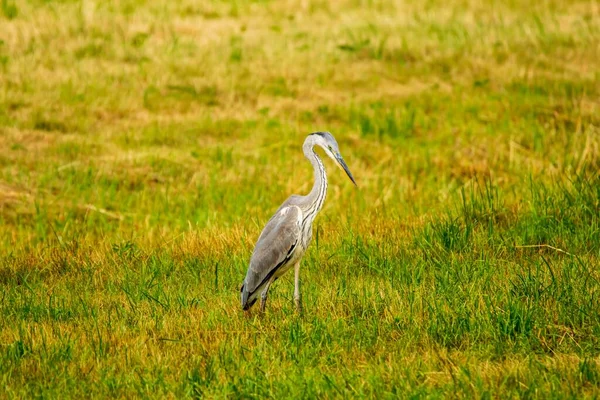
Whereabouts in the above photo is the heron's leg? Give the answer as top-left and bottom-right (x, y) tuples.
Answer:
(294, 262), (302, 313)
(260, 279), (274, 313)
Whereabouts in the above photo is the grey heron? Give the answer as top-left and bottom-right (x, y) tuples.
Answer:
(240, 131), (356, 313)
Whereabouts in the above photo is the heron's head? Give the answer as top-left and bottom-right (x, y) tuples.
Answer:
(310, 131), (356, 186)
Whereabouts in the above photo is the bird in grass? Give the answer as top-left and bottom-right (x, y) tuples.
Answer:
(240, 131), (356, 313)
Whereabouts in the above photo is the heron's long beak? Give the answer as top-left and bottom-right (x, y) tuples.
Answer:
(336, 154), (357, 186)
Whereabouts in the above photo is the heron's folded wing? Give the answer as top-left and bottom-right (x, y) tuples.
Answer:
(243, 206), (301, 297)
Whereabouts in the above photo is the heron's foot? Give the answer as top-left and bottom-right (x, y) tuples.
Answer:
(294, 295), (302, 314)
(260, 293), (268, 314)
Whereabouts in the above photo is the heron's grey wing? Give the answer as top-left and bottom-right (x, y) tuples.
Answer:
(241, 205), (301, 302)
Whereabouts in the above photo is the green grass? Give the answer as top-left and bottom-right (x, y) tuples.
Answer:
(1, 0), (599, 397)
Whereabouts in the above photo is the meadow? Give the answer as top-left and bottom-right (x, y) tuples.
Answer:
(1, 0), (599, 397)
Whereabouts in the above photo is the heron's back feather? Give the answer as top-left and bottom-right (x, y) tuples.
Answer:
(241, 203), (302, 308)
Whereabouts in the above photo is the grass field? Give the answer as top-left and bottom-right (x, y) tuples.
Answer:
(1, 0), (600, 397)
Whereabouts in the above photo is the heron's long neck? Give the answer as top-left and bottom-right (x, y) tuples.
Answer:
(302, 142), (328, 217)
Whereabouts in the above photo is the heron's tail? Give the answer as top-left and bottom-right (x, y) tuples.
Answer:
(240, 283), (254, 310)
